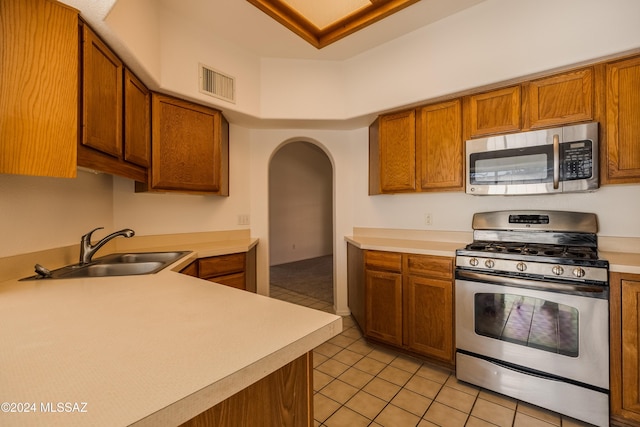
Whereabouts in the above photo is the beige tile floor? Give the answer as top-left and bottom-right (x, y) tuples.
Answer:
(270, 285), (597, 427)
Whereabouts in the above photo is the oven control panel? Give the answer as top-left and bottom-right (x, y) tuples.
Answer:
(456, 255), (608, 284)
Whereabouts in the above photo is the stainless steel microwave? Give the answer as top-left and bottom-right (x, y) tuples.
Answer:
(466, 122), (598, 195)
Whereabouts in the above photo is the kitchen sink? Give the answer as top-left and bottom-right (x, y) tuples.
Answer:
(59, 261), (166, 278)
(21, 251), (191, 280)
(95, 251), (190, 264)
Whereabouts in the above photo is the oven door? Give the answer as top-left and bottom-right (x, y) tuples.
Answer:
(455, 277), (609, 390)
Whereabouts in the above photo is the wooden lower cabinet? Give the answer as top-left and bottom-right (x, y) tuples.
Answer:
(179, 352), (313, 427)
(179, 247), (257, 292)
(611, 272), (640, 426)
(358, 249), (455, 365)
(365, 268), (403, 346)
(404, 275), (453, 362)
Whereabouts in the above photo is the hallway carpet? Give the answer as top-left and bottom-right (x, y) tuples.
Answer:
(270, 255), (333, 304)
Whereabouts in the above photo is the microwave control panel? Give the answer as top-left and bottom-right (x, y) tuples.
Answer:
(561, 141), (593, 180)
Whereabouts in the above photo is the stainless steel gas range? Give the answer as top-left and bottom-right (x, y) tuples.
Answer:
(455, 210), (609, 427)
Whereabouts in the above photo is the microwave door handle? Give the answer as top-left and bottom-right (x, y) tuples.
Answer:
(553, 134), (560, 189)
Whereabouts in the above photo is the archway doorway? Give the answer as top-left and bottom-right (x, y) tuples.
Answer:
(268, 141), (334, 310)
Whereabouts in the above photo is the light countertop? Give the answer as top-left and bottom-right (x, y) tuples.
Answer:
(600, 251), (640, 275)
(345, 235), (465, 258)
(347, 232), (640, 275)
(0, 251), (341, 426)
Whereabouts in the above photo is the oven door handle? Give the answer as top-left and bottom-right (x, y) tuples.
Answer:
(456, 270), (607, 295)
(553, 134), (560, 189)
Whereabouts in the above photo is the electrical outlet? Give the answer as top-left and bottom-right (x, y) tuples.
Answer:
(425, 213), (433, 226)
(237, 214), (250, 225)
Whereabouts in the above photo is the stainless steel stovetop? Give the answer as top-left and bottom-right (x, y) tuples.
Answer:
(456, 210), (609, 285)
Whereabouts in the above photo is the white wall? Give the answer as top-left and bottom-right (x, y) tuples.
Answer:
(261, 0), (640, 120)
(269, 142), (333, 265)
(249, 128), (357, 315)
(155, 4), (262, 117)
(0, 171), (114, 257)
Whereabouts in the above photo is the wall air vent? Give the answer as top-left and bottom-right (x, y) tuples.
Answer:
(199, 63), (235, 103)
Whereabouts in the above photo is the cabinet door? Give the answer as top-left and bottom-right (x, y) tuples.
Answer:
(365, 269), (403, 346)
(605, 56), (640, 183)
(0, 0), (78, 178)
(404, 275), (453, 363)
(82, 25), (123, 158)
(150, 94), (229, 194)
(467, 86), (521, 137)
(123, 68), (150, 167)
(621, 279), (640, 418)
(370, 110), (416, 193)
(525, 67), (594, 129)
(416, 100), (463, 191)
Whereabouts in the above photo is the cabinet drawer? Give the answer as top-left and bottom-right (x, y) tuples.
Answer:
(207, 272), (245, 290)
(199, 253), (245, 278)
(406, 254), (453, 279)
(365, 251), (403, 273)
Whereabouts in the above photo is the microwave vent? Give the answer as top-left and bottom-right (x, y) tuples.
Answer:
(199, 63), (235, 103)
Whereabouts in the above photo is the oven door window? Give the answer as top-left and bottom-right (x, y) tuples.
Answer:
(475, 293), (578, 357)
(469, 145), (552, 185)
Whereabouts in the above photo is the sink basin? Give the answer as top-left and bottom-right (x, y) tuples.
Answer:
(21, 250), (192, 280)
(59, 261), (166, 278)
(95, 251), (191, 265)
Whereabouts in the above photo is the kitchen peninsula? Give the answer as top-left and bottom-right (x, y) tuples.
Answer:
(0, 246), (341, 426)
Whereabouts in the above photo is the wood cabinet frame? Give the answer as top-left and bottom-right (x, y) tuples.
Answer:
(611, 272), (640, 426)
(0, 0), (78, 178)
(605, 56), (640, 184)
(360, 249), (455, 365)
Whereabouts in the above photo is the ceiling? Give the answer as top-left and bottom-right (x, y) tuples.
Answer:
(157, 0), (486, 61)
(245, 0), (420, 49)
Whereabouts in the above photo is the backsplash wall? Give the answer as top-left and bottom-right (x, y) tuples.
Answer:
(0, 171), (114, 257)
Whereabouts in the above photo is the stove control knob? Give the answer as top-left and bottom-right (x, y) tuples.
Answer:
(469, 258), (479, 267)
(516, 262), (527, 272)
(484, 259), (495, 269)
(552, 265), (564, 276)
(573, 267), (586, 278)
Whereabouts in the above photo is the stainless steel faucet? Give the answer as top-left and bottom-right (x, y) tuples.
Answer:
(79, 227), (135, 265)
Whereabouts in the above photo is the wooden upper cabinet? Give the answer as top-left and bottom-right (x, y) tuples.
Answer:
(524, 67), (594, 129)
(123, 69), (150, 168)
(605, 55), (640, 184)
(369, 110), (416, 194)
(81, 24), (123, 158)
(147, 94), (229, 195)
(467, 86), (521, 137)
(78, 23), (147, 182)
(0, 0), (78, 178)
(416, 100), (463, 191)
